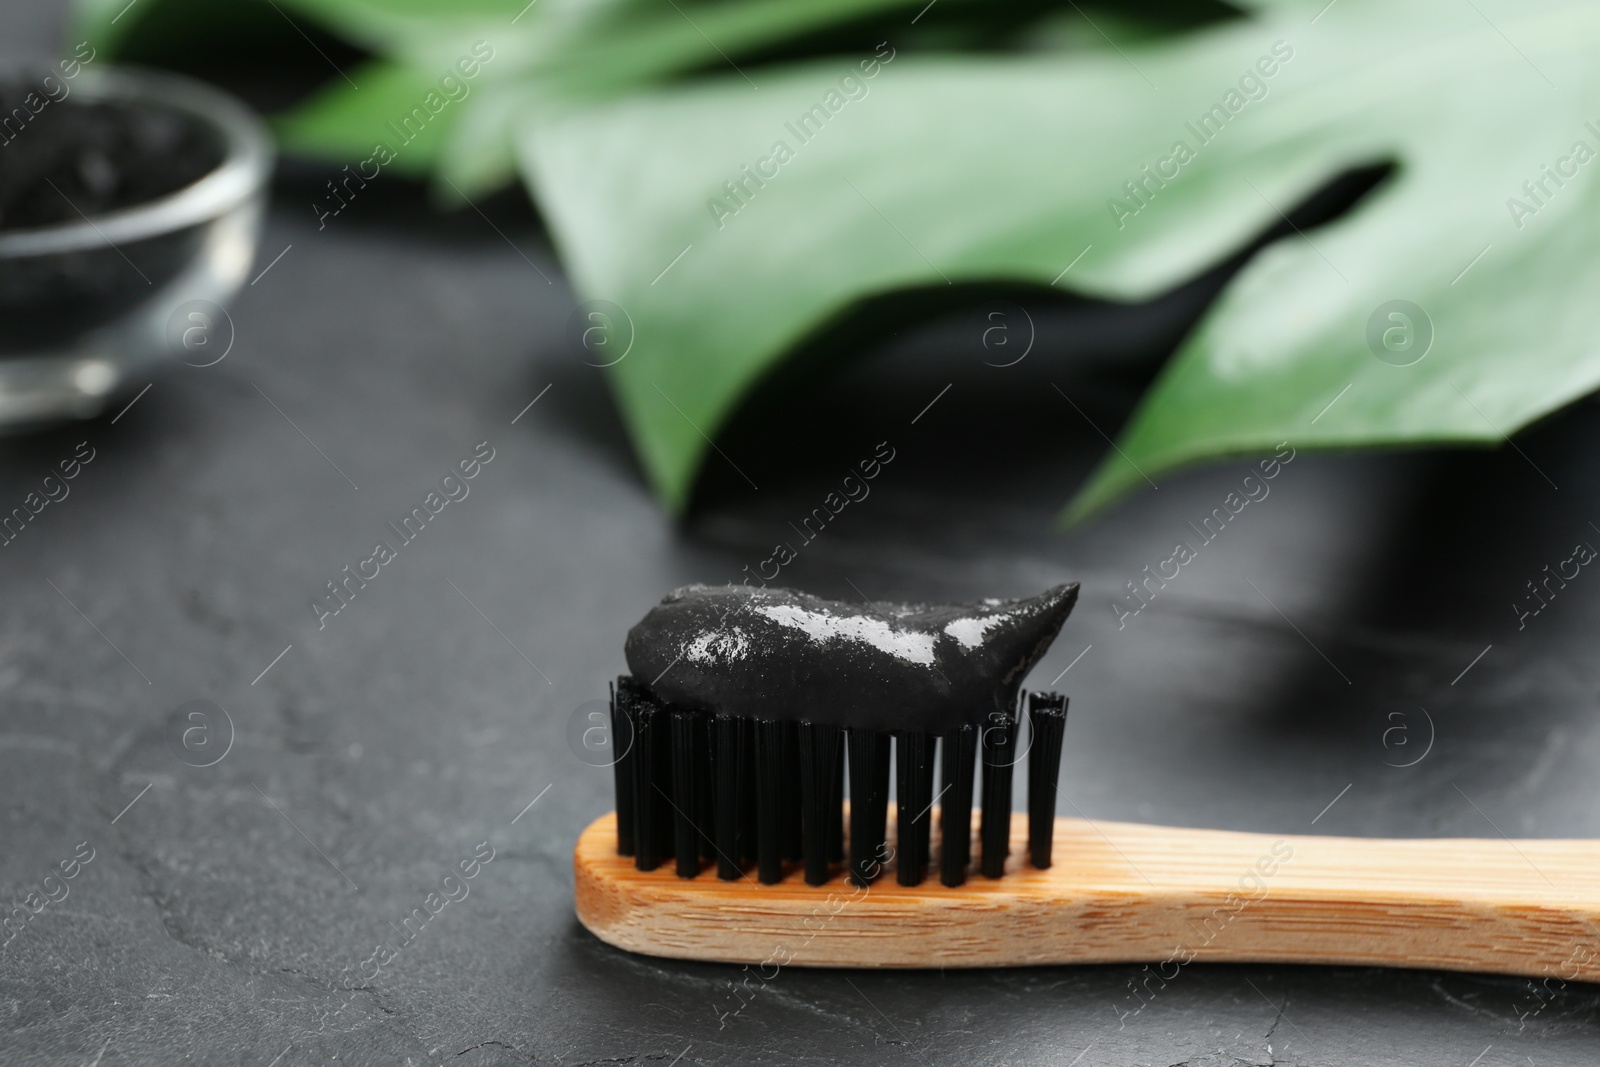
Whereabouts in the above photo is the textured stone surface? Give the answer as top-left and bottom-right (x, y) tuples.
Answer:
(4, 7), (1600, 1065)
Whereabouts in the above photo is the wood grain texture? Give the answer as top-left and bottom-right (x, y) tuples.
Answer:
(574, 811), (1600, 977)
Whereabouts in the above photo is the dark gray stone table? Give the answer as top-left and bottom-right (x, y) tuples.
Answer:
(4, 6), (1600, 1064)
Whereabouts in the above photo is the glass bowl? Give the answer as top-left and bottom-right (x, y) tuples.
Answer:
(0, 65), (273, 427)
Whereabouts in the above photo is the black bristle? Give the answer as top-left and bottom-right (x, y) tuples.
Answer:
(798, 722), (842, 885)
(1027, 692), (1068, 869)
(755, 719), (785, 884)
(780, 721), (803, 862)
(828, 732), (845, 863)
(670, 710), (701, 878)
(978, 703), (1019, 878)
(631, 690), (664, 872)
(739, 721), (758, 864)
(654, 705), (675, 859)
(895, 733), (936, 886)
(939, 724), (976, 887)
(868, 738), (890, 873)
(713, 715), (743, 880)
(610, 678), (636, 857)
(695, 714), (716, 863)
(847, 728), (890, 887)
(614, 680), (1066, 887)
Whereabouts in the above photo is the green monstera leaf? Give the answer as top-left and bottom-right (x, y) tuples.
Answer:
(81, 0), (1600, 520)
(519, 0), (1600, 517)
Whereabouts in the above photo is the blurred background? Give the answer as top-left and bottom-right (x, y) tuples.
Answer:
(4, 1), (1600, 1064)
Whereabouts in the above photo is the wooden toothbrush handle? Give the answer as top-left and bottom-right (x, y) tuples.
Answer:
(574, 812), (1600, 976)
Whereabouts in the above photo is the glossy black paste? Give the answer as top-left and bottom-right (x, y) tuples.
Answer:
(624, 583), (1079, 732)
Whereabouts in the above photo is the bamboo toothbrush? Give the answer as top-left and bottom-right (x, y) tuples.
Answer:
(573, 584), (1600, 978)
